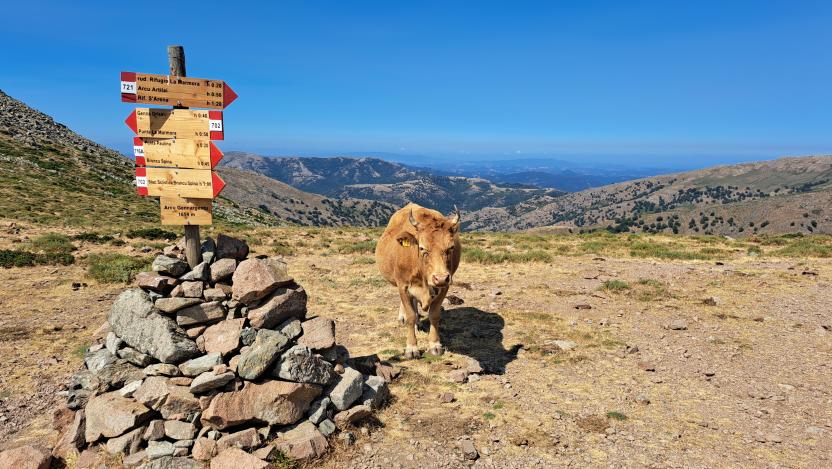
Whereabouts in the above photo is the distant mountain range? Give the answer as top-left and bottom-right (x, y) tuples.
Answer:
(220, 152), (564, 217)
(1, 89), (829, 236)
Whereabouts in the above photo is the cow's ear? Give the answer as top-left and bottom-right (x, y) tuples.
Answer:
(396, 232), (417, 248)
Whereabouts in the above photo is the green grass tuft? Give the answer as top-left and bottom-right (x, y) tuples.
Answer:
(601, 279), (630, 292)
(87, 253), (149, 283)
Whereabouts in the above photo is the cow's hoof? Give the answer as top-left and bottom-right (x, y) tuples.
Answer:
(426, 343), (445, 356)
(404, 346), (421, 359)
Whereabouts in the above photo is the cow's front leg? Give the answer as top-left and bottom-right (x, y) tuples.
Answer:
(398, 286), (420, 359)
(425, 288), (448, 356)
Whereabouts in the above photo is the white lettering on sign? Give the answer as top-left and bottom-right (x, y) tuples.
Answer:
(209, 118), (223, 131)
(136, 176), (148, 187)
(121, 81), (137, 93)
(133, 145), (144, 157)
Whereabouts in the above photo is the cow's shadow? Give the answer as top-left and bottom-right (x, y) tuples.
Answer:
(434, 307), (519, 375)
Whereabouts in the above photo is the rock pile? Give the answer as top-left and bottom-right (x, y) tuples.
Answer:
(48, 234), (399, 468)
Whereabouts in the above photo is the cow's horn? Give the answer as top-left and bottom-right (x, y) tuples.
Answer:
(447, 205), (461, 225)
(408, 208), (421, 230)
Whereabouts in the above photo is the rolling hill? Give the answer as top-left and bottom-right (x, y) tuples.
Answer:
(466, 156), (832, 235)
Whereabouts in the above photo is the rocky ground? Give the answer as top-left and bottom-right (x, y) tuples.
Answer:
(1, 224), (831, 468)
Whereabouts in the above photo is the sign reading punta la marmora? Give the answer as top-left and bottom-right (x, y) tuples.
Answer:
(134, 137), (223, 169)
(121, 71), (238, 109)
(135, 167), (225, 198)
(125, 108), (224, 140)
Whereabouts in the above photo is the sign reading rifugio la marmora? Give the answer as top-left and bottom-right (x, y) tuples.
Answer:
(121, 71), (238, 109)
(122, 56), (237, 227)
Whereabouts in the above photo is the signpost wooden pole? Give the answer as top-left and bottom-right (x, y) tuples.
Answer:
(168, 45), (201, 269)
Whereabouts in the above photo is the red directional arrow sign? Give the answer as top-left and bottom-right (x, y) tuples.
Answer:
(134, 137), (223, 169)
(121, 71), (238, 109)
(136, 167), (225, 198)
(125, 108), (224, 140)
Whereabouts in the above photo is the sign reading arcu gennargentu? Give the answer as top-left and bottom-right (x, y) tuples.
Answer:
(120, 71), (238, 109)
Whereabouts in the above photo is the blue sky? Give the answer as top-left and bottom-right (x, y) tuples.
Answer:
(1, 1), (830, 168)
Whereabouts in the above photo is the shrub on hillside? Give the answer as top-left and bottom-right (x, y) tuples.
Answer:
(126, 228), (178, 240)
(87, 253), (149, 283)
(30, 232), (75, 254)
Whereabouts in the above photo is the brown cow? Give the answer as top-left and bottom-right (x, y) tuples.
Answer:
(376, 203), (461, 358)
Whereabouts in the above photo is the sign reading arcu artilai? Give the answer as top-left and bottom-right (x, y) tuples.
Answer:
(120, 71), (238, 109)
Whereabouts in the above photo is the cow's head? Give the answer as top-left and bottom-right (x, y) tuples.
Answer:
(397, 206), (460, 289)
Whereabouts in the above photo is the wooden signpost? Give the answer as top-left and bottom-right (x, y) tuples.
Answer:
(134, 137), (223, 169)
(121, 71), (238, 109)
(135, 167), (225, 198)
(125, 108), (224, 140)
(123, 45), (237, 267)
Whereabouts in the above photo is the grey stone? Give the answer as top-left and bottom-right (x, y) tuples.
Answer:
(210, 258), (237, 283)
(307, 397), (331, 425)
(179, 261), (209, 282)
(297, 316), (335, 350)
(216, 427), (260, 451)
(122, 450), (147, 468)
(164, 420), (196, 440)
(361, 375), (389, 409)
(190, 371), (236, 394)
(173, 439), (193, 448)
(278, 319), (303, 340)
(247, 285), (307, 329)
(85, 391), (153, 442)
(216, 234), (249, 260)
(136, 456), (203, 469)
(155, 297), (202, 314)
(134, 377), (170, 410)
(144, 363), (180, 376)
(668, 319), (688, 330)
(146, 440), (175, 460)
(201, 237), (216, 264)
(84, 348), (116, 373)
(118, 379), (143, 398)
(176, 301), (225, 327)
(152, 255), (189, 277)
(180, 281), (204, 298)
(106, 426), (144, 455)
(108, 289), (200, 364)
(178, 352), (222, 377)
(275, 345), (334, 385)
(105, 332), (123, 355)
(232, 257), (293, 305)
(94, 360), (145, 391)
(318, 418), (336, 436)
(158, 386), (200, 421)
(237, 329), (290, 380)
(118, 347), (154, 367)
(328, 367), (363, 411)
(274, 421), (329, 460)
(240, 327), (257, 346)
(203, 288), (227, 301)
(143, 420), (165, 440)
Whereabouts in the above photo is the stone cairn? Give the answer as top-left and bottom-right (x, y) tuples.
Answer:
(48, 234), (399, 468)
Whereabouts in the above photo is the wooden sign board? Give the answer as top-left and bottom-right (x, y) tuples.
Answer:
(160, 196), (212, 225)
(121, 72), (238, 109)
(134, 137), (223, 169)
(136, 167), (225, 198)
(125, 108), (224, 140)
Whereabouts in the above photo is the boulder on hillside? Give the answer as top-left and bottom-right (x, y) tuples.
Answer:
(108, 289), (200, 364)
(232, 257), (293, 305)
(152, 255), (190, 277)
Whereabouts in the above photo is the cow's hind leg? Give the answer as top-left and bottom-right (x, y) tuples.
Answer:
(425, 288), (448, 356)
(398, 286), (421, 359)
